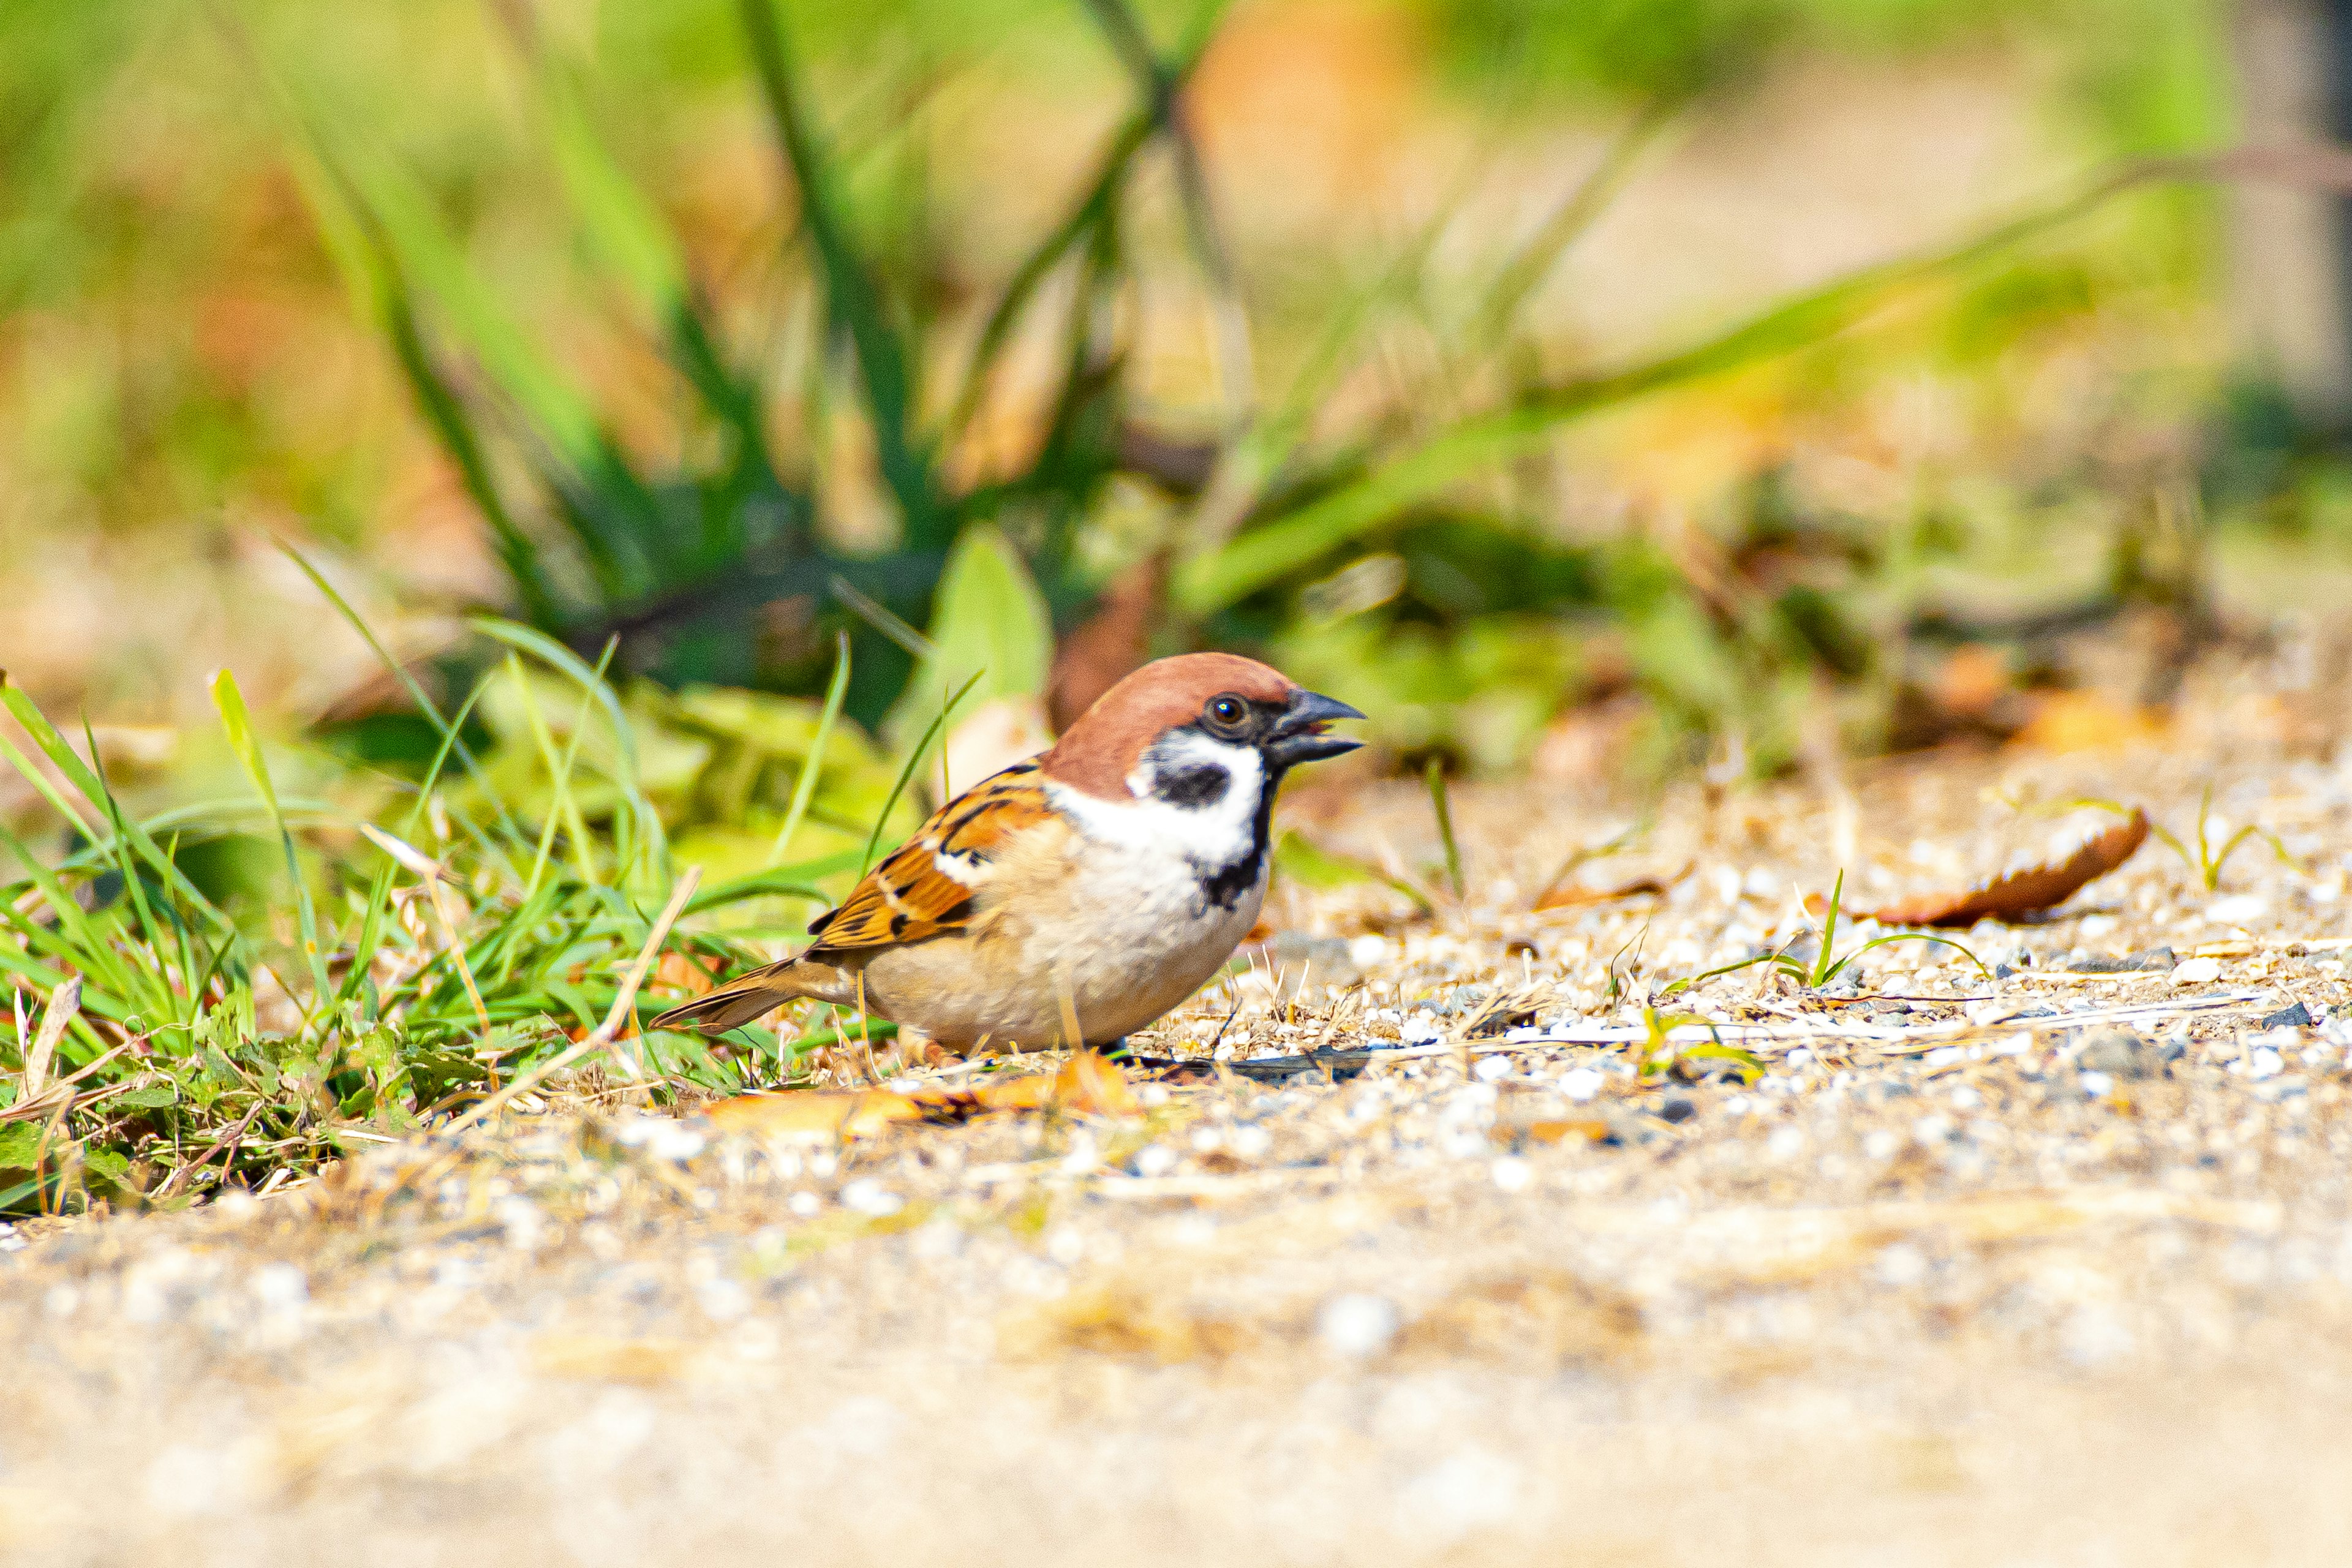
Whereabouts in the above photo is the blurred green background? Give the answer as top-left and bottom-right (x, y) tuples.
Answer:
(0, 0), (2333, 802)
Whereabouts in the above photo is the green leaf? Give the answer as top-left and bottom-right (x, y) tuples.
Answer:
(0, 1121), (43, 1170)
(885, 526), (1052, 752)
(111, 1085), (179, 1110)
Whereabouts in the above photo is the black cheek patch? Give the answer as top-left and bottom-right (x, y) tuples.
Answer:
(1157, 763), (1231, 809)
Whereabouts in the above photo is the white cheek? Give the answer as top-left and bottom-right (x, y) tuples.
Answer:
(1056, 740), (1264, 870)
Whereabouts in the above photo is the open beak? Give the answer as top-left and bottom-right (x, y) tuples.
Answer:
(1266, 688), (1366, 769)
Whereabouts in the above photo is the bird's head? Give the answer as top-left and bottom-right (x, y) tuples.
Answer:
(1041, 652), (1363, 809)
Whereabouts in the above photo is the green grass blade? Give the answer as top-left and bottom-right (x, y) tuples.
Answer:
(945, 109), (1152, 446)
(767, 630), (851, 866)
(277, 541), (529, 854)
(1814, 870), (1844, 988)
(862, 668), (986, 875)
(1175, 161), (2166, 612)
(738, 0), (944, 549)
(1425, 759), (1464, 903)
(1466, 96), (1674, 353)
(1, 679), (232, 932)
(211, 669), (335, 1008)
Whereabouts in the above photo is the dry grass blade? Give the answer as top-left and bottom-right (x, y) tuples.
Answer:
(1809, 809), (2149, 928)
(21, 976), (77, 1101)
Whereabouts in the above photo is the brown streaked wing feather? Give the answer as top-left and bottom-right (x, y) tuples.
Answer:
(805, 763), (1057, 952)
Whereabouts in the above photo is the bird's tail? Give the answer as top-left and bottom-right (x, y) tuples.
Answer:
(647, 954), (860, 1035)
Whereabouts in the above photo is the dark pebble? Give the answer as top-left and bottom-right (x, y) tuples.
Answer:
(2070, 947), (2175, 974)
(2260, 1001), (2314, 1031)
(2076, 1029), (2158, 1079)
(1658, 1095), (1697, 1124)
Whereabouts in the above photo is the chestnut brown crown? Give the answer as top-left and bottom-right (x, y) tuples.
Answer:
(1041, 653), (1301, 799)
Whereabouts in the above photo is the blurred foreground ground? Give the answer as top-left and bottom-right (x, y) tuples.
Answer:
(9, 660), (2352, 1566)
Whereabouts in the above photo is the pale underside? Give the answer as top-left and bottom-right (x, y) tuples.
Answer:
(792, 809), (1264, 1047)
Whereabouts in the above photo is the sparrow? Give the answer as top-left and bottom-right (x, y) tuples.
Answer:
(651, 652), (1363, 1050)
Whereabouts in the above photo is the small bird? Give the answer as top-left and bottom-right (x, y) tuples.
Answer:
(652, 653), (1362, 1050)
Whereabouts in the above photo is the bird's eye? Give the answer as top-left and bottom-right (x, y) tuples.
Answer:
(1204, 694), (1248, 730)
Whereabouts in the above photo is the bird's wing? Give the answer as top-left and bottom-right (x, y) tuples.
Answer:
(804, 760), (1059, 952)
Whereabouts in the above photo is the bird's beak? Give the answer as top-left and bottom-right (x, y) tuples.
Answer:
(1267, 688), (1366, 768)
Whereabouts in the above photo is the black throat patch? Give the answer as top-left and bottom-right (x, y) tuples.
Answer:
(1195, 765), (1280, 912)
(1156, 761), (1231, 809)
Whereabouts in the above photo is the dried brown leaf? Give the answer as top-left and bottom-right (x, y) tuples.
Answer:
(1808, 809), (2149, 928)
(701, 1052), (1139, 1139)
(1533, 862), (1690, 913)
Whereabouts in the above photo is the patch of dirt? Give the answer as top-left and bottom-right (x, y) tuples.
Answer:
(8, 660), (2352, 1565)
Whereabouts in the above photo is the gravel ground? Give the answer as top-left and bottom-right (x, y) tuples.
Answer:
(10, 666), (2352, 1566)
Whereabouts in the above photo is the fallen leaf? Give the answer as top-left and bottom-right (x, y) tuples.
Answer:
(2008, 691), (2168, 753)
(1807, 809), (2149, 928)
(1513, 1117), (1618, 1146)
(530, 1335), (690, 1385)
(701, 1051), (1139, 1138)
(1533, 863), (1691, 913)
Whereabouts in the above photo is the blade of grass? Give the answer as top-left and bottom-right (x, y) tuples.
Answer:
(739, 0), (944, 549)
(211, 669), (335, 1008)
(862, 668), (986, 875)
(1174, 158), (2181, 612)
(1425, 759), (1464, 903)
(2, 678), (232, 933)
(767, 629), (851, 866)
(1812, 870), (1845, 988)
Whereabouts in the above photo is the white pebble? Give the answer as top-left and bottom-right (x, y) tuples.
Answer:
(2079, 1071), (2116, 1098)
(839, 1180), (902, 1216)
(1875, 1243), (1929, 1287)
(1949, 1084), (1983, 1111)
(1558, 1067), (1604, 1103)
(1231, 1125), (1273, 1158)
(2173, 957), (2223, 985)
(1490, 1156), (1532, 1193)
(251, 1263), (307, 1311)
(1924, 1046), (1964, 1068)
(2206, 894), (2268, 927)
(1990, 1032), (2034, 1057)
(1913, 1114), (1954, 1145)
(1785, 1047), (1815, 1070)
(1319, 1292), (1401, 1357)
(1400, 1014), (1444, 1045)
(1863, 1129), (1901, 1160)
(1766, 1126), (1805, 1160)
(1133, 1144), (1178, 1178)
(2247, 1046), (2285, 1081)
(1473, 1055), (1512, 1082)
(787, 1191), (822, 1218)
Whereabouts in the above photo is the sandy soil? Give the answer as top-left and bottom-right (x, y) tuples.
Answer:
(9, 667), (2352, 1566)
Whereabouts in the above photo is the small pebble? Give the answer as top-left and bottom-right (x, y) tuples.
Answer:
(1472, 1055), (1512, 1082)
(2173, 957), (2224, 985)
(1559, 1067), (1604, 1103)
(840, 1180), (903, 1217)
(1319, 1293), (1401, 1358)
(2261, 1001), (2313, 1031)
(1490, 1156), (1532, 1193)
